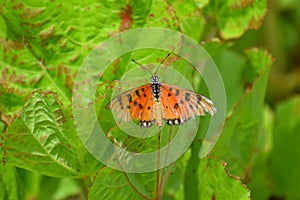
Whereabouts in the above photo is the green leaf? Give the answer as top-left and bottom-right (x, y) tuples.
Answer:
(0, 119), (5, 134)
(2, 92), (101, 178)
(37, 175), (61, 200)
(163, 150), (191, 200)
(270, 96), (300, 199)
(0, 166), (22, 200)
(11, 169), (82, 200)
(212, 49), (246, 113)
(89, 168), (154, 200)
(247, 106), (274, 200)
(144, 0), (179, 30)
(0, 0), (138, 117)
(169, 0), (206, 41)
(52, 178), (82, 200)
(202, 39), (233, 57)
(164, 156), (250, 200)
(0, 16), (6, 38)
(204, 0), (267, 39)
(194, 0), (210, 9)
(198, 158), (250, 199)
(212, 49), (274, 178)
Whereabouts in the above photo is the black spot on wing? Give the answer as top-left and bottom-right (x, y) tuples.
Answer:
(197, 94), (202, 101)
(117, 96), (123, 107)
(175, 89), (180, 96)
(135, 90), (140, 97)
(185, 93), (190, 101)
(127, 94), (132, 103)
(138, 104), (143, 109)
(174, 103), (179, 109)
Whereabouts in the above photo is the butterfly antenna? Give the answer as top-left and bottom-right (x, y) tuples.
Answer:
(131, 58), (153, 76)
(154, 53), (171, 75)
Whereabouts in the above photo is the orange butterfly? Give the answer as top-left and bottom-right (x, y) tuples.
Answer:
(106, 54), (217, 127)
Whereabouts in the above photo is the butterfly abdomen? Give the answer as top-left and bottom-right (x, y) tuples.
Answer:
(153, 102), (163, 127)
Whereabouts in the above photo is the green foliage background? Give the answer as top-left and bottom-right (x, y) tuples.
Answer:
(0, 0), (299, 199)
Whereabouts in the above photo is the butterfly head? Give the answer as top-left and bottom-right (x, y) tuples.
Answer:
(150, 75), (159, 84)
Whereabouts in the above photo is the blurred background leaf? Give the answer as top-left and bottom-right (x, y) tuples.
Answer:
(269, 96), (300, 200)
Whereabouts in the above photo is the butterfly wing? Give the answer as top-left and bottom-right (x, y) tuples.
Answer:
(160, 83), (217, 125)
(106, 84), (156, 127)
(129, 85), (157, 127)
(106, 82), (217, 127)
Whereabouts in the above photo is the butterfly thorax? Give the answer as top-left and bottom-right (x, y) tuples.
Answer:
(150, 75), (161, 102)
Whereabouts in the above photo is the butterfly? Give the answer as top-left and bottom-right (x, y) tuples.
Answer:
(106, 54), (217, 128)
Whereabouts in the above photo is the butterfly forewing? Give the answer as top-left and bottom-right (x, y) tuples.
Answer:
(160, 83), (217, 125)
(131, 86), (156, 126)
(106, 84), (156, 127)
(160, 87), (183, 124)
